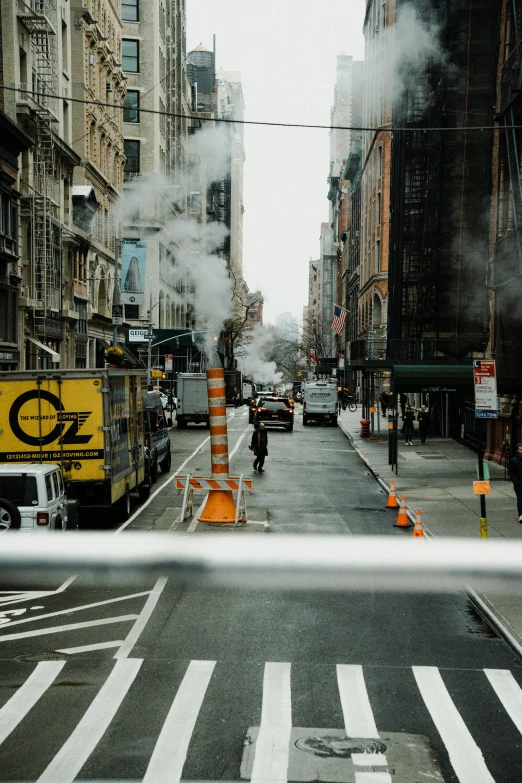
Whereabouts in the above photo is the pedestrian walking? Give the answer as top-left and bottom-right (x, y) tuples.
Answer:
(379, 391), (389, 417)
(233, 387), (241, 408)
(509, 443), (522, 522)
(417, 405), (430, 444)
(402, 405), (415, 445)
(250, 422), (268, 472)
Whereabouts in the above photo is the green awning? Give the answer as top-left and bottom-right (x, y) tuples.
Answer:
(391, 364), (474, 393)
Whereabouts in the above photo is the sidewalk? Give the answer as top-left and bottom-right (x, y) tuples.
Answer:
(337, 407), (522, 656)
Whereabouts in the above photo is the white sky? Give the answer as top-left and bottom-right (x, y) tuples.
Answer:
(187, 0), (366, 326)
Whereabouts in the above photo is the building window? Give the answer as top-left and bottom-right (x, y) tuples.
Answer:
(122, 39), (139, 73)
(124, 140), (140, 174)
(75, 299), (87, 334)
(123, 90), (140, 122)
(121, 0), (138, 21)
(0, 286), (18, 343)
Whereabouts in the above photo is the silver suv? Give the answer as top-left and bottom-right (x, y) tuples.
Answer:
(0, 464), (69, 532)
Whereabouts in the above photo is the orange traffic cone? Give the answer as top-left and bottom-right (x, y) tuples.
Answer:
(386, 480), (400, 508)
(394, 495), (411, 528)
(412, 509), (425, 538)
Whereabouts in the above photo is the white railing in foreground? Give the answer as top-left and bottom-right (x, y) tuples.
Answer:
(1, 534), (522, 594)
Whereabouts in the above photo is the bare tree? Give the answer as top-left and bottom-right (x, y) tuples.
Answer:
(221, 273), (262, 369)
(301, 315), (332, 366)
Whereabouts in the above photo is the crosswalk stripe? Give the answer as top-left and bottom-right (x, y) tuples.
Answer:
(0, 661), (65, 746)
(36, 658), (142, 783)
(143, 659), (216, 783)
(251, 662), (292, 783)
(485, 668), (522, 735)
(337, 664), (379, 738)
(413, 666), (495, 783)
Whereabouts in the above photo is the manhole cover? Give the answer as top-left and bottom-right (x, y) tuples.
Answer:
(295, 735), (387, 758)
(15, 652), (70, 662)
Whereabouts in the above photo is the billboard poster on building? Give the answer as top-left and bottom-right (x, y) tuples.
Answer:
(120, 241), (146, 305)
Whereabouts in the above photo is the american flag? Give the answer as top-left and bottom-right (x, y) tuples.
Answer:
(330, 304), (348, 335)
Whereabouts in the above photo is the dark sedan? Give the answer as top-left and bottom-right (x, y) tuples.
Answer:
(253, 397), (294, 431)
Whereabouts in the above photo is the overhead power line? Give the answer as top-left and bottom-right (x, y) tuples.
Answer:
(0, 85), (514, 133)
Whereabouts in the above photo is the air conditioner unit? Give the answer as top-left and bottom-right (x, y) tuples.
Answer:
(21, 285), (30, 298)
(106, 83), (113, 92)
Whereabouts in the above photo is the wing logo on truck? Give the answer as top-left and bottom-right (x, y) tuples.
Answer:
(9, 390), (93, 447)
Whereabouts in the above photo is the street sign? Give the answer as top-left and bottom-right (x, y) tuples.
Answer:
(111, 304), (123, 325)
(165, 354), (173, 372)
(128, 329), (148, 343)
(473, 480), (491, 495)
(473, 360), (498, 419)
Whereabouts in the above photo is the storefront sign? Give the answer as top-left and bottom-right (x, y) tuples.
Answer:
(473, 359), (498, 419)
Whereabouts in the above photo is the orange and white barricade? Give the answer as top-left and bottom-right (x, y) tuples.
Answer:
(175, 474), (253, 525)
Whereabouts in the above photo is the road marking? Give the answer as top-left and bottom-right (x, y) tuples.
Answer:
(143, 660), (216, 783)
(337, 664), (379, 738)
(0, 576), (77, 608)
(229, 426), (250, 460)
(251, 662), (292, 783)
(114, 576), (167, 659)
(57, 641), (124, 654)
(0, 591), (150, 631)
(0, 661), (65, 746)
(485, 668), (522, 734)
(36, 658), (142, 783)
(0, 615), (138, 643)
(354, 773), (391, 782)
(413, 666), (494, 783)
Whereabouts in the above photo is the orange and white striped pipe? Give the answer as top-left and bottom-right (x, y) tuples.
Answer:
(206, 367), (230, 477)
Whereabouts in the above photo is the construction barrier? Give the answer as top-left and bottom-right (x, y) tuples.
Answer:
(412, 509), (425, 538)
(360, 419), (371, 438)
(385, 479), (400, 508)
(198, 367), (242, 523)
(394, 495), (411, 528)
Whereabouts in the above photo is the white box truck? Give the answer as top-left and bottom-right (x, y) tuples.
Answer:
(303, 381), (338, 426)
(176, 373), (209, 428)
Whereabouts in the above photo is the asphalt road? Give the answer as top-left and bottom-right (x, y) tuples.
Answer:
(1, 405), (522, 782)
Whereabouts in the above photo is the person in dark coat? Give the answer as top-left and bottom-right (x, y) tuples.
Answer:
(379, 391), (389, 417)
(509, 443), (522, 522)
(402, 406), (415, 445)
(251, 422), (268, 472)
(417, 405), (430, 444)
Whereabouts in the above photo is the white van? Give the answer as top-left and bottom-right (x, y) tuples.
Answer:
(303, 381), (338, 426)
(0, 464), (69, 531)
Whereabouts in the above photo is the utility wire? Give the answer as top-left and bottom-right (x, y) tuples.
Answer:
(1, 85), (515, 133)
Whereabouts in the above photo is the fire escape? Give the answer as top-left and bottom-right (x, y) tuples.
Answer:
(388, 72), (442, 361)
(17, 0), (61, 340)
(498, 0), (522, 278)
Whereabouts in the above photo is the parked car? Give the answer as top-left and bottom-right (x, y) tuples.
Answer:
(0, 463), (73, 532)
(253, 396), (294, 431)
(143, 391), (172, 483)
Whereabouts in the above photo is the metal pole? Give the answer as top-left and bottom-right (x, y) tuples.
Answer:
(146, 288), (153, 390)
(112, 236), (120, 347)
(478, 419), (488, 538)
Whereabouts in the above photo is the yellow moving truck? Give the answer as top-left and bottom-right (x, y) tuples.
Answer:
(0, 370), (150, 521)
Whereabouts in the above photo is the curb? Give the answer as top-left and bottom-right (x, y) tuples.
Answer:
(467, 588), (522, 660)
(340, 423), (417, 526)
(339, 418), (522, 659)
